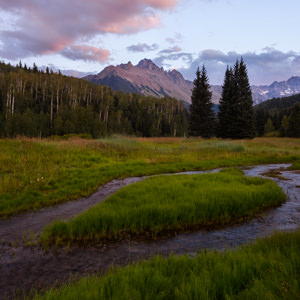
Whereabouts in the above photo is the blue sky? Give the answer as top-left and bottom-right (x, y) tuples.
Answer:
(0, 0), (300, 85)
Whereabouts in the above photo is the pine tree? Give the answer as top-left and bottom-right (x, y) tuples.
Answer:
(189, 66), (215, 137)
(33, 63), (38, 73)
(217, 58), (255, 139)
(235, 58), (255, 138)
(217, 66), (235, 138)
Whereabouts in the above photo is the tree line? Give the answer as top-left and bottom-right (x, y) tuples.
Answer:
(0, 62), (189, 138)
(254, 94), (300, 137)
(0, 60), (299, 139)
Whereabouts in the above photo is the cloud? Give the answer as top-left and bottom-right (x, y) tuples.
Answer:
(60, 45), (111, 62)
(177, 48), (300, 85)
(127, 43), (159, 53)
(158, 45), (182, 54)
(166, 33), (182, 44)
(0, 0), (178, 60)
(153, 52), (194, 67)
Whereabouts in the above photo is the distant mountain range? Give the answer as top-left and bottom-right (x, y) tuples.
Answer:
(84, 59), (300, 105)
(252, 77), (300, 104)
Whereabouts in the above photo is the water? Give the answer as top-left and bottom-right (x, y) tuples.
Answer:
(0, 164), (299, 298)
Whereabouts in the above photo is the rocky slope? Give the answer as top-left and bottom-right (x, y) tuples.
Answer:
(84, 59), (221, 104)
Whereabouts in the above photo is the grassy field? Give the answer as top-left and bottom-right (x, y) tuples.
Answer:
(0, 136), (299, 218)
(41, 168), (286, 245)
(32, 229), (300, 300)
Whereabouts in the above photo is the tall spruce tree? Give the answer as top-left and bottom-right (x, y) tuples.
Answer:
(217, 66), (235, 138)
(235, 58), (255, 138)
(217, 58), (255, 139)
(189, 65), (215, 137)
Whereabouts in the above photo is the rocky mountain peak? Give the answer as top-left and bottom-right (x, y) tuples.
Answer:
(136, 59), (160, 71)
(169, 69), (185, 83)
(120, 61), (133, 70)
(287, 76), (300, 85)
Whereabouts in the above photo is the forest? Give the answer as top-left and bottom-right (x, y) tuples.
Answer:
(0, 62), (188, 138)
(0, 61), (299, 138)
(254, 93), (300, 137)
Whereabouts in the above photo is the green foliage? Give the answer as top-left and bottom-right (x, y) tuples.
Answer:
(287, 103), (300, 137)
(217, 67), (235, 138)
(41, 168), (285, 245)
(264, 118), (275, 135)
(32, 229), (300, 300)
(280, 115), (289, 137)
(1, 137), (299, 218)
(218, 59), (255, 139)
(189, 66), (215, 137)
(254, 93), (300, 137)
(0, 61), (189, 138)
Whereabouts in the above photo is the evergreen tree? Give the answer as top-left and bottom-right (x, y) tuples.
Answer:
(235, 58), (255, 138)
(217, 66), (235, 138)
(287, 103), (300, 137)
(217, 58), (255, 139)
(33, 63), (38, 73)
(189, 66), (215, 137)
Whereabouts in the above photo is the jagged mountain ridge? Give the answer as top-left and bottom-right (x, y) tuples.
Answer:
(252, 76), (300, 104)
(84, 59), (221, 104)
(84, 59), (300, 105)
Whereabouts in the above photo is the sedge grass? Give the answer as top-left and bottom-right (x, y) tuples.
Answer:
(0, 137), (299, 218)
(31, 229), (300, 300)
(41, 168), (286, 245)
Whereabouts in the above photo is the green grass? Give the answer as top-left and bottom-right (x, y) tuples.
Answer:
(41, 168), (286, 245)
(0, 137), (299, 218)
(31, 229), (300, 300)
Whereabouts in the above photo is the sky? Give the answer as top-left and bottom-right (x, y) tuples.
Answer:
(0, 0), (300, 85)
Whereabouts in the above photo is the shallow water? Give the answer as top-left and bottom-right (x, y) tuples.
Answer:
(0, 163), (299, 299)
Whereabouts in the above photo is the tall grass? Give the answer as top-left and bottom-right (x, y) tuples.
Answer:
(32, 229), (300, 300)
(41, 168), (286, 245)
(0, 137), (299, 218)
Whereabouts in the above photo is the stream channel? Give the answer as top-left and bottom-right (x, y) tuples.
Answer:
(0, 163), (299, 299)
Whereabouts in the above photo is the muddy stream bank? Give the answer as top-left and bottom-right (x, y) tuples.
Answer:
(0, 164), (299, 299)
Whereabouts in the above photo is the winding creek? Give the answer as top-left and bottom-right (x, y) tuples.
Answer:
(0, 164), (299, 299)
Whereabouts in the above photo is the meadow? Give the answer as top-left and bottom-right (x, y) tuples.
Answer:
(31, 229), (300, 300)
(41, 168), (286, 245)
(0, 136), (300, 218)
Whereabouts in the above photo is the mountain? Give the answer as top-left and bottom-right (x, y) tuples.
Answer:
(84, 59), (222, 104)
(252, 76), (300, 104)
(84, 59), (300, 105)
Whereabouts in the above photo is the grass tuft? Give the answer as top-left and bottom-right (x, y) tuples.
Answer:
(31, 229), (300, 300)
(41, 168), (286, 245)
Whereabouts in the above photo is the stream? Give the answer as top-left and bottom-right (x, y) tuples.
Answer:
(0, 164), (299, 299)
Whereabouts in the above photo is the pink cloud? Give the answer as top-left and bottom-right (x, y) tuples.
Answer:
(61, 45), (111, 63)
(0, 0), (178, 60)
